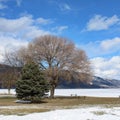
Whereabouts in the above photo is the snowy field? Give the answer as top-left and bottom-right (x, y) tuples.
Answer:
(0, 106), (120, 120)
(0, 89), (120, 120)
(0, 88), (120, 97)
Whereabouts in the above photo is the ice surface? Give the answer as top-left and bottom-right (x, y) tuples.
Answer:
(54, 89), (120, 97)
(0, 89), (120, 97)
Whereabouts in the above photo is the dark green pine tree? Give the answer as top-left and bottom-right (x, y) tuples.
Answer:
(16, 61), (49, 102)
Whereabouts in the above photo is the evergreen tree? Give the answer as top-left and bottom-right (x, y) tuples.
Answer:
(16, 61), (49, 102)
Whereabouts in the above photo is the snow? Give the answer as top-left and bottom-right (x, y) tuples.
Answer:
(15, 100), (31, 103)
(0, 89), (120, 119)
(0, 106), (120, 120)
(0, 89), (16, 95)
(54, 89), (120, 98)
(0, 88), (120, 97)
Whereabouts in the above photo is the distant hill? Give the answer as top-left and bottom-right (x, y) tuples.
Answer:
(57, 76), (120, 88)
(0, 64), (120, 89)
(91, 76), (120, 88)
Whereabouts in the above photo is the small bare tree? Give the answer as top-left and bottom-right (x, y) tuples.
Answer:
(28, 35), (93, 98)
(2, 48), (26, 94)
(4, 47), (28, 67)
(2, 46), (35, 94)
(0, 64), (20, 94)
(0, 68), (15, 94)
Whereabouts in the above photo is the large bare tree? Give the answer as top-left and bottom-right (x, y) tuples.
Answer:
(28, 35), (93, 98)
(3, 35), (93, 98)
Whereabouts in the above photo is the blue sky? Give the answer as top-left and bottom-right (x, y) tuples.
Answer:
(0, 0), (120, 79)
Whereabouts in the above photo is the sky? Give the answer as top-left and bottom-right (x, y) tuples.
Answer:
(0, 0), (120, 79)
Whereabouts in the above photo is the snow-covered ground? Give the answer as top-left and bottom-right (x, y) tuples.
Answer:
(0, 106), (120, 120)
(0, 89), (120, 119)
(0, 89), (16, 94)
(0, 89), (120, 97)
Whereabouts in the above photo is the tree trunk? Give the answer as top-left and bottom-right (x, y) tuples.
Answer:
(8, 88), (10, 95)
(50, 85), (55, 98)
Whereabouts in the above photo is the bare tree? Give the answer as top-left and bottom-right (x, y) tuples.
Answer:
(0, 68), (16, 94)
(2, 48), (27, 94)
(2, 46), (36, 94)
(28, 35), (93, 98)
(0, 64), (20, 94)
(4, 48), (28, 67)
(2, 35), (93, 97)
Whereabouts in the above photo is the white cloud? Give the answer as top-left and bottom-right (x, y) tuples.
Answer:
(0, 0), (7, 9)
(16, 0), (22, 7)
(59, 3), (71, 11)
(63, 4), (71, 10)
(0, 15), (52, 62)
(100, 37), (120, 50)
(0, 15), (51, 39)
(0, 3), (6, 9)
(0, 16), (33, 33)
(0, 0), (22, 9)
(91, 56), (120, 79)
(0, 15), (68, 62)
(36, 18), (53, 25)
(52, 26), (68, 33)
(79, 37), (120, 58)
(0, 35), (28, 62)
(86, 15), (120, 31)
(47, 1), (72, 12)
(23, 27), (50, 39)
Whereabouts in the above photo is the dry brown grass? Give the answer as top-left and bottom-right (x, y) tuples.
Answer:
(44, 96), (120, 106)
(0, 97), (17, 106)
(0, 108), (49, 115)
(0, 96), (120, 115)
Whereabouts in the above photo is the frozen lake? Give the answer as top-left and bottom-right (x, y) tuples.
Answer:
(54, 89), (120, 97)
(0, 88), (120, 98)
